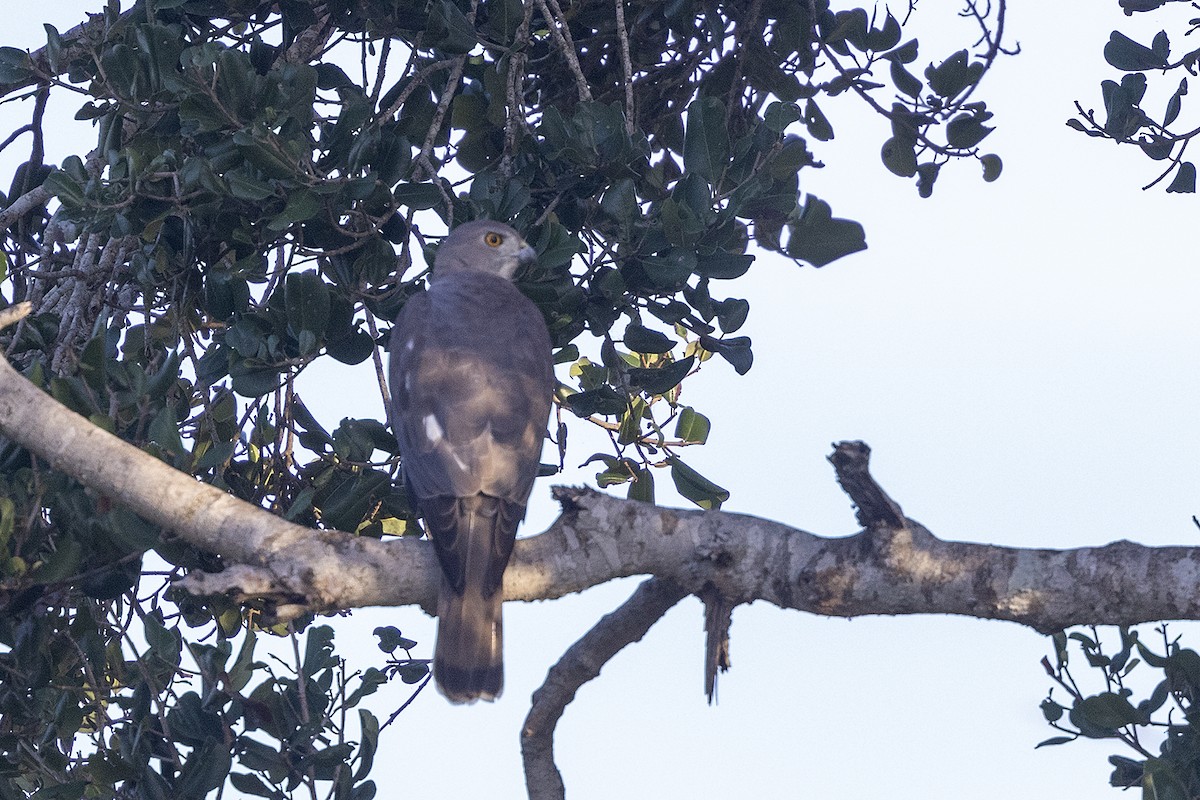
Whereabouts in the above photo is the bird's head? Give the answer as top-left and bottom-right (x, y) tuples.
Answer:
(432, 219), (537, 281)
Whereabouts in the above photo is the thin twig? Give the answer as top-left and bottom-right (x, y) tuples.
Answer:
(534, 0), (592, 102)
(613, 0), (636, 134)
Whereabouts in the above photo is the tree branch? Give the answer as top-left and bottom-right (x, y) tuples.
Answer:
(0, 186), (51, 236)
(0, 6), (139, 100)
(828, 439), (906, 529)
(0, 303), (436, 618)
(521, 577), (687, 800)
(0, 302), (1197, 638)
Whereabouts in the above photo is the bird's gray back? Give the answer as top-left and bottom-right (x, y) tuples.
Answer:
(389, 270), (553, 506)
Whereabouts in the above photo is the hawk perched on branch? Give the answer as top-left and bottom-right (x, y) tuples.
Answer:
(388, 220), (554, 703)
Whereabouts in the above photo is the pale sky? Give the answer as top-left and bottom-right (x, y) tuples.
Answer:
(6, 2), (1200, 798)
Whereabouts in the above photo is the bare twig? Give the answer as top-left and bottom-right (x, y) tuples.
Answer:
(613, 0), (636, 134)
(828, 440), (906, 529)
(534, 0), (592, 102)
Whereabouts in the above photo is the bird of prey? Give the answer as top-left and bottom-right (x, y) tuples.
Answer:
(388, 220), (554, 703)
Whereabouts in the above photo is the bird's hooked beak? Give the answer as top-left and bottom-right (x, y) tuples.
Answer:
(517, 242), (537, 270)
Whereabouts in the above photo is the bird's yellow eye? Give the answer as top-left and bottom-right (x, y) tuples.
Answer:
(484, 231), (504, 247)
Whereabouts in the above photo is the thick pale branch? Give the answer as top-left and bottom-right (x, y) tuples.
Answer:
(524, 487), (1200, 634)
(0, 304), (435, 618)
(0, 186), (51, 235)
(0, 301), (1197, 635)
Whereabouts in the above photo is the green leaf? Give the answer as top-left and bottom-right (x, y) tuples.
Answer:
(304, 625), (337, 674)
(314, 62), (355, 90)
(353, 235), (400, 284)
(619, 398), (648, 448)
(1165, 78), (1188, 126)
(867, 12), (902, 52)
(148, 407), (185, 457)
(482, 0), (524, 44)
(1104, 31), (1167, 71)
(29, 782), (87, 800)
(824, 9), (868, 53)
(43, 24), (65, 72)
(373, 626), (417, 653)
(628, 355), (694, 395)
(1152, 30), (1171, 60)
(226, 630), (259, 693)
(0, 47), (32, 83)
(886, 39), (919, 64)
(675, 407), (711, 444)
(715, 297), (749, 333)
(553, 344), (580, 365)
(0, 496), (13, 549)
(1166, 161), (1195, 193)
(229, 773), (277, 798)
(43, 169), (87, 207)
(563, 386), (628, 417)
(327, 328), (375, 365)
(144, 614), (182, 667)
(764, 101), (802, 133)
(285, 271), (331, 349)
(637, 249), (696, 288)
(393, 182), (443, 210)
(355, 709), (380, 781)
(668, 456), (729, 509)
(1139, 679), (1171, 716)
(1100, 79), (1143, 138)
(700, 334), (753, 374)
(227, 171), (276, 201)
(696, 252), (753, 280)
(1108, 755), (1144, 789)
(627, 466), (655, 504)
(684, 97), (729, 183)
(425, 0), (478, 54)
(177, 739), (232, 796)
(624, 324), (675, 354)
(1039, 698), (1065, 722)
(786, 196), (868, 267)
(916, 162), (940, 198)
(925, 50), (983, 99)
(397, 661), (430, 683)
(1121, 72), (1148, 106)
(889, 60), (923, 98)
(980, 153), (1003, 182)
(1142, 758), (1189, 800)
(1074, 692), (1143, 730)
(231, 366), (280, 397)
(32, 536), (83, 583)
(946, 113), (994, 149)
(600, 177), (638, 227)
(268, 189), (322, 231)
(586, 453), (632, 486)
(803, 99), (834, 141)
(1034, 736), (1077, 749)
(881, 136), (917, 177)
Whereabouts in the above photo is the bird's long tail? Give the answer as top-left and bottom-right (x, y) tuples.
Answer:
(430, 496), (517, 703)
(435, 573), (503, 703)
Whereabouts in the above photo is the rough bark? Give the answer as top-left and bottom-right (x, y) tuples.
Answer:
(0, 302), (1197, 635)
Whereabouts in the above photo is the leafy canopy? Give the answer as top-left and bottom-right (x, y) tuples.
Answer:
(14, 0), (1195, 797)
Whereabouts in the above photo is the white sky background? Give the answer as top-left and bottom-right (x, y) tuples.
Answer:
(6, 2), (1200, 798)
